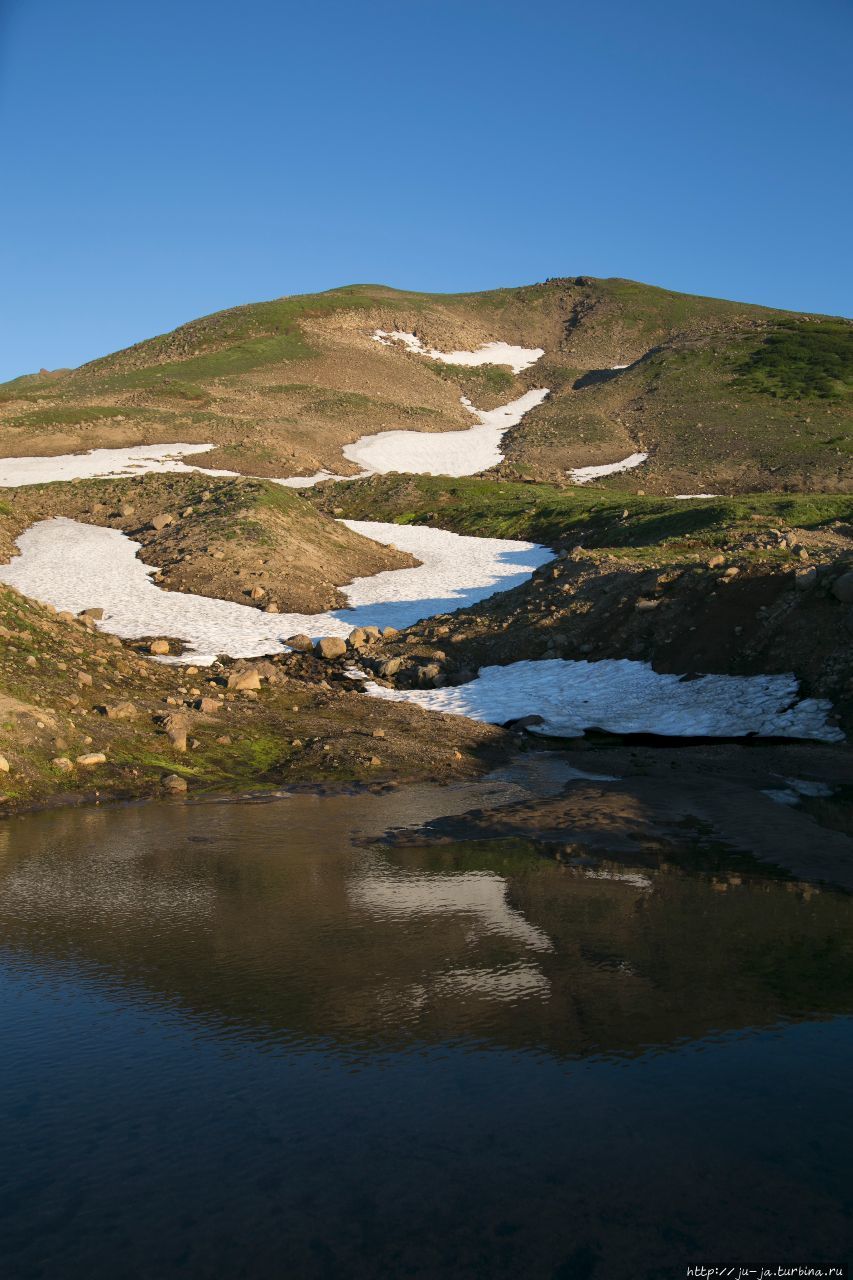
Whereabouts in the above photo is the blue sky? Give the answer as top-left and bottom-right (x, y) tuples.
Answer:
(1, 0), (851, 381)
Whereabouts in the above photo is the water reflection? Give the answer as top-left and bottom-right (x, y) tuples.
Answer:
(0, 784), (851, 1278)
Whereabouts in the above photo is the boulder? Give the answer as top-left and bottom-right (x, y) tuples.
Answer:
(195, 697), (221, 714)
(347, 627), (368, 649)
(0, 755), (8, 773)
(227, 668), (261, 691)
(150, 513), (174, 531)
(79, 607), (104, 620)
(264, 602), (280, 613)
(285, 634), (314, 653)
(708, 555), (725, 568)
(794, 568), (818, 591)
(162, 773), (188, 793)
(249, 585), (266, 601)
(314, 636), (347, 661)
(149, 639), (170, 655)
(76, 753), (107, 767)
(77, 671), (93, 687)
(831, 570), (853, 605)
(378, 656), (404, 677)
(101, 701), (138, 720)
(52, 757), (74, 772)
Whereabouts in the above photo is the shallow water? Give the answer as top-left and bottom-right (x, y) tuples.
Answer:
(1, 770), (851, 1279)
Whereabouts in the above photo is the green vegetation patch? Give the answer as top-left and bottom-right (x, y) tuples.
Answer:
(315, 474), (853, 555)
(736, 320), (853, 400)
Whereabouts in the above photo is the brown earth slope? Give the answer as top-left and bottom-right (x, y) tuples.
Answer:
(2, 278), (850, 493)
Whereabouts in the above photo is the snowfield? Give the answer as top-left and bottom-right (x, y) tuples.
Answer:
(0, 517), (551, 665)
(372, 331), (544, 374)
(362, 658), (843, 742)
(342, 389), (549, 477)
(0, 442), (238, 487)
(568, 453), (648, 484)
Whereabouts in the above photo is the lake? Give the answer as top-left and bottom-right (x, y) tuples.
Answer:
(1, 767), (851, 1279)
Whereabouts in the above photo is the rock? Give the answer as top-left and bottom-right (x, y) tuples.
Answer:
(0, 755), (8, 772)
(101, 701), (138, 720)
(708, 555), (725, 568)
(79, 607), (104, 620)
(195, 697), (220, 714)
(227, 668), (261, 691)
(52, 757), (74, 772)
(149, 639), (170, 655)
(264, 602), (280, 613)
(794, 568), (818, 591)
(417, 663), (443, 685)
(162, 773), (188, 793)
(381, 626), (398, 638)
(285, 634), (314, 652)
(77, 671), (93, 687)
(831, 571), (853, 604)
(362, 626), (382, 640)
(215, 735), (232, 745)
(150, 513), (174, 531)
(121, 504), (135, 517)
(57, 610), (76, 623)
(249, 585), (266, 600)
(378, 657), (404, 677)
(722, 566), (740, 579)
(635, 598), (660, 610)
(76, 753), (107, 767)
(347, 627), (368, 649)
(314, 636), (347, 661)
(368, 756), (382, 767)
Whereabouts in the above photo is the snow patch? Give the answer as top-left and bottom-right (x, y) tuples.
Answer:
(0, 518), (550, 665)
(372, 330), (544, 374)
(0, 442), (237, 488)
(675, 493), (719, 500)
(342, 388), (549, 477)
(362, 658), (843, 742)
(568, 453), (648, 484)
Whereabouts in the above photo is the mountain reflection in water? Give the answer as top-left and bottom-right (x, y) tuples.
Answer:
(0, 777), (851, 1278)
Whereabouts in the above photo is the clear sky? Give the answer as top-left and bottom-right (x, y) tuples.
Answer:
(1, 0), (851, 381)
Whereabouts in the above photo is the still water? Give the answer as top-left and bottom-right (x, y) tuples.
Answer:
(1, 767), (851, 1279)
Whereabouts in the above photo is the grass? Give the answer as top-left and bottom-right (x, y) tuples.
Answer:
(735, 320), (853, 400)
(314, 474), (853, 553)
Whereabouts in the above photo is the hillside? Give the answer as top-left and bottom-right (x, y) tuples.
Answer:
(2, 278), (851, 494)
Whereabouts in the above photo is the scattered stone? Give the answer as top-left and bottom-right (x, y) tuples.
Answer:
(79, 607), (104, 620)
(100, 701), (138, 720)
(285, 634), (314, 652)
(372, 728), (386, 739)
(227, 668), (261, 691)
(52, 757), (74, 772)
(708, 555), (725, 568)
(348, 627), (368, 649)
(150, 513), (174, 531)
(78, 671), (93, 687)
(832, 571), (853, 605)
(368, 756), (382, 767)
(315, 636), (347, 660)
(0, 755), (9, 773)
(149, 639), (170, 655)
(195, 697), (220, 714)
(162, 774), (188, 793)
(382, 627), (398, 638)
(76, 753), (107, 767)
(215, 735), (232, 745)
(378, 657), (403, 677)
(249, 585), (266, 601)
(722, 566), (740, 579)
(794, 568), (818, 591)
(264, 602), (280, 613)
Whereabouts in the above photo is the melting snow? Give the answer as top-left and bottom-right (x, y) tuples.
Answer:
(362, 658), (843, 742)
(342, 388), (549, 477)
(0, 442), (237, 488)
(372, 330), (544, 374)
(568, 453), (648, 484)
(0, 518), (550, 665)
(675, 493), (719, 500)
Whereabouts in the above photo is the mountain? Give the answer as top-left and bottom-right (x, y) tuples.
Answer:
(2, 278), (851, 494)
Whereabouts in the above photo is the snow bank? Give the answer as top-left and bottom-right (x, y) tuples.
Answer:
(568, 453), (648, 484)
(372, 330), (544, 374)
(362, 657), (843, 742)
(0, 442), (237, 488)
(342, 388), (549, 477)
(0, 518), (550, 665)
